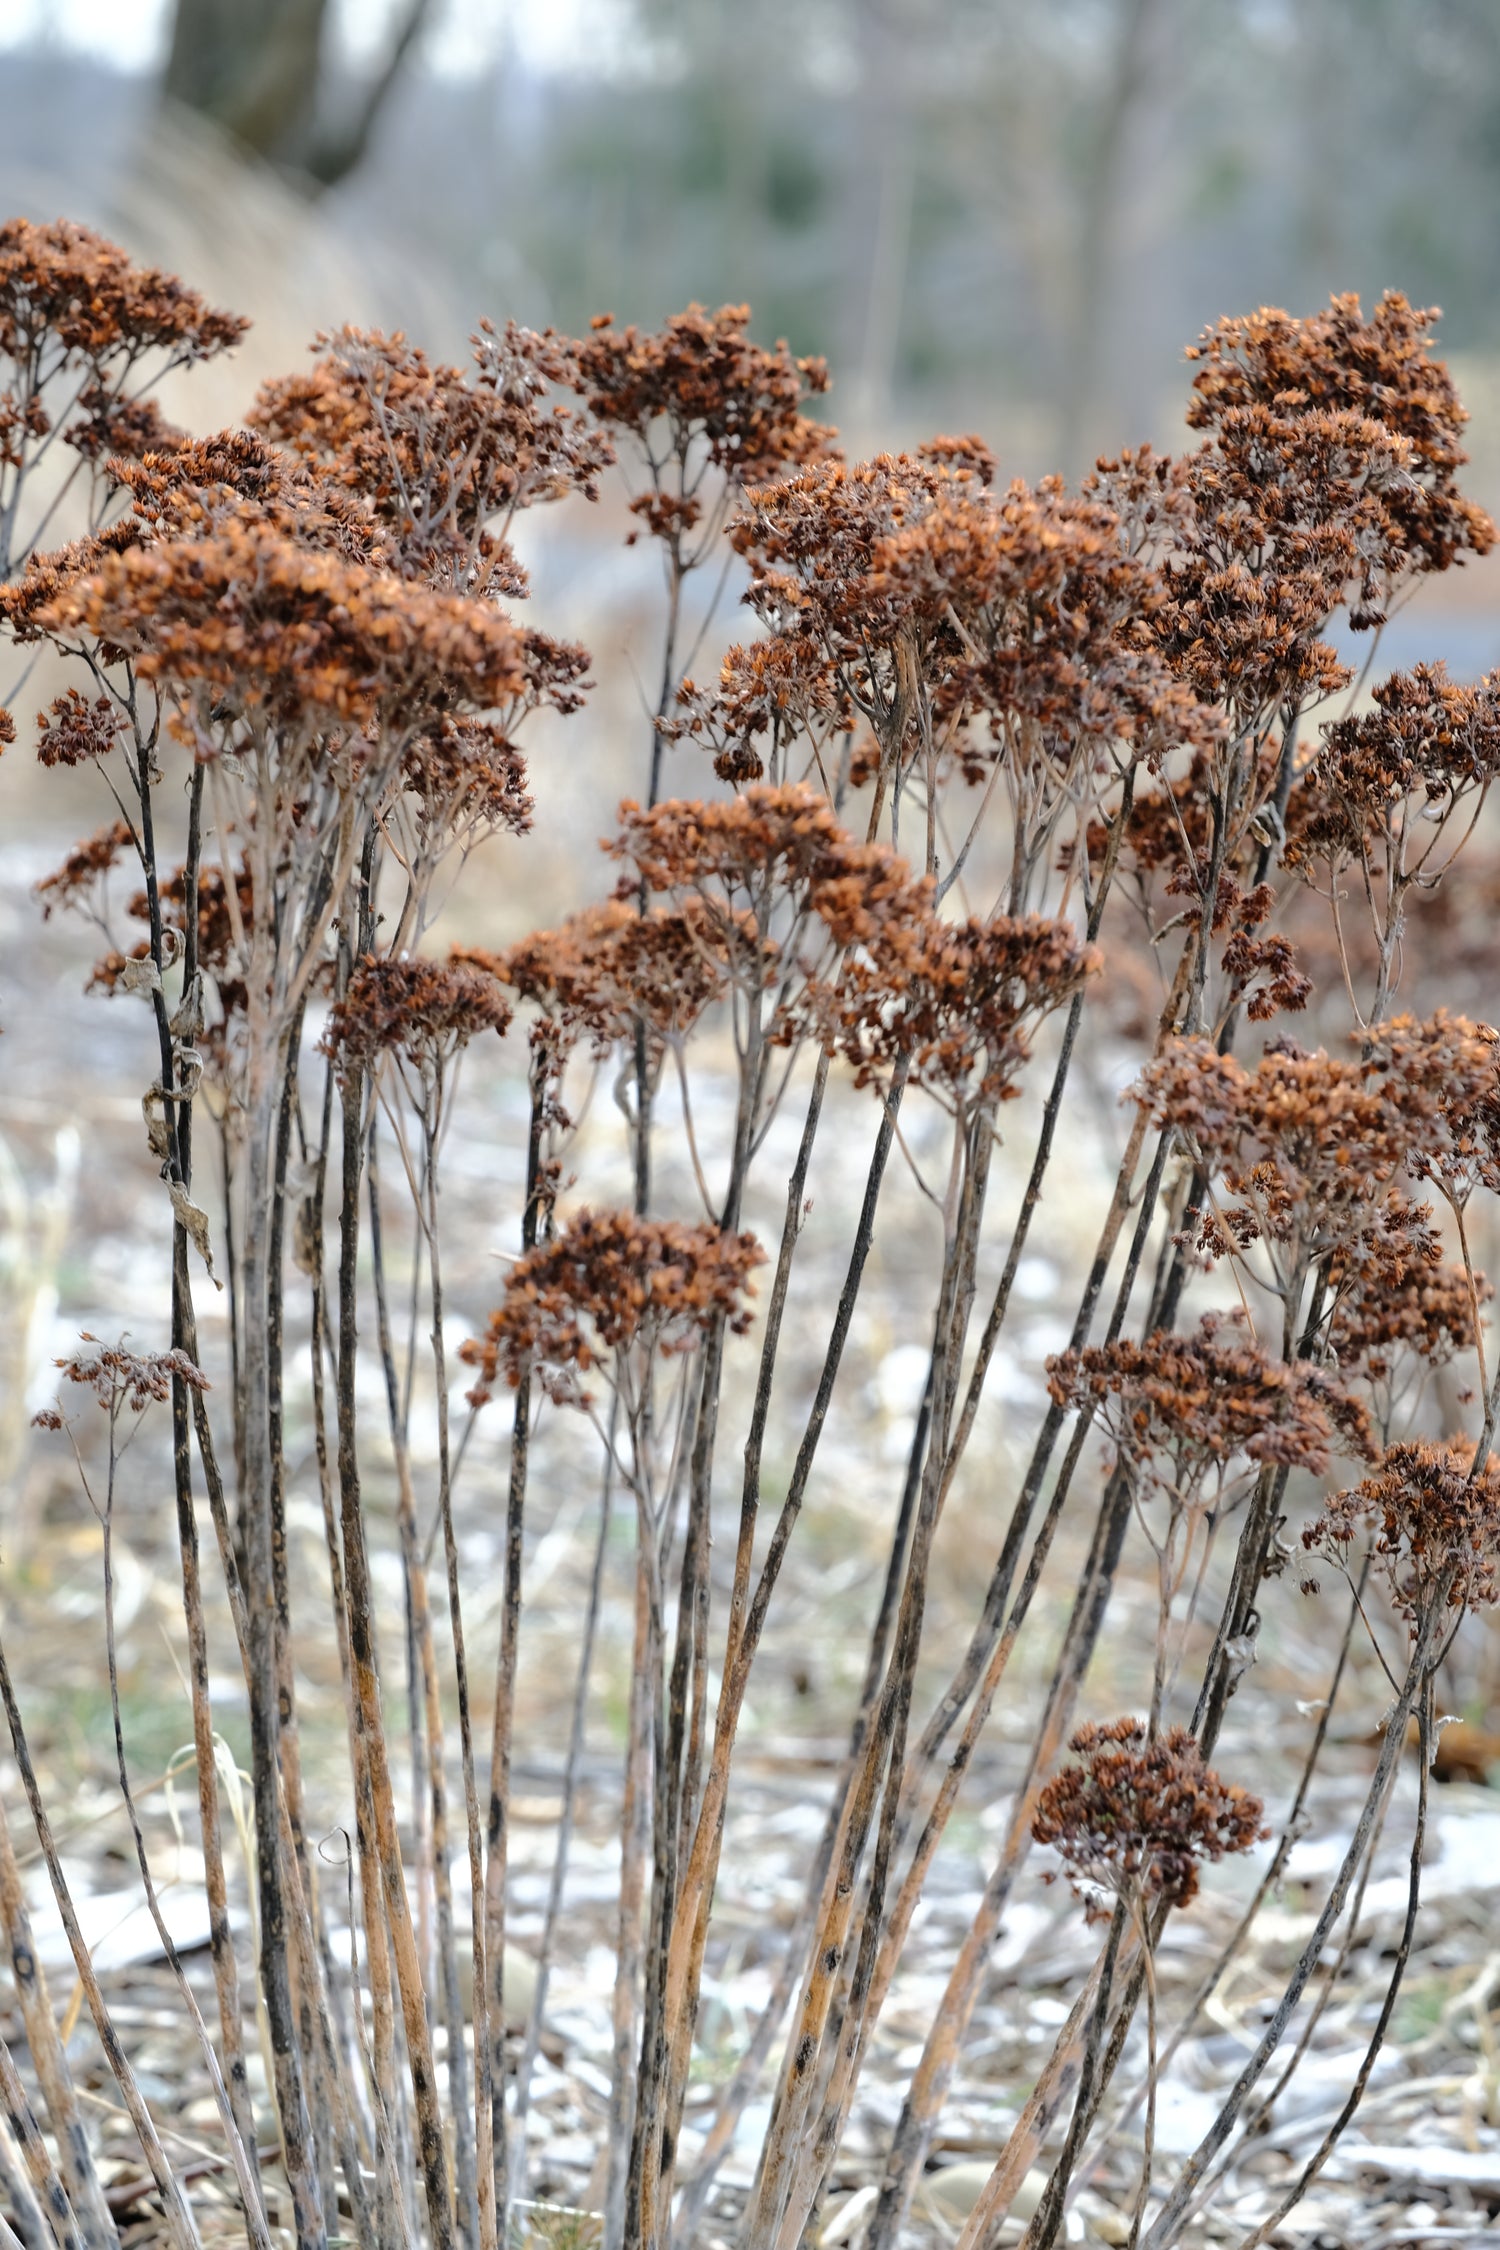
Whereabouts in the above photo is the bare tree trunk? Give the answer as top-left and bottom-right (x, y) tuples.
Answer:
(162, 0), (433, 185)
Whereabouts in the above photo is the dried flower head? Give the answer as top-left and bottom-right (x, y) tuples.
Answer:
(1047, 1315), (1371, 1496)
(497, 896), (742, 1060)
(1112, 298), (1494, 737)
(1184, 293), (1492, 581)
(35, 688), (121, 769)
(1137, 1020), (1486, 1285)
(399, 715), (534, 843)
(1304, 1439), (1500, 1623)
(575, 305), (831, 489)
(1326, 1236), (1485, 1384)
(66, 385), (187, 471)
(35, 819), (135, 920)
(1364, 1011), (1500, 1212)
(610, 781), (923, 952)
(833, 909), (1096, 1110)
(37, 506), (527, 731)
(671, 634), (847, 786)
(703, 451), (1220, 908)
(251, 323), (611, 587)
(321, 953), (512, 1077)
(461, 1210), (764, 1408)
(1033, 1719), (1265, 1911)
(0, 222), (241, 585)
(0, 218), (245, 371)
(1284, 664), (1500, 881)
(51, 1333), (210, 1413)
(730, 458), (1212, 799)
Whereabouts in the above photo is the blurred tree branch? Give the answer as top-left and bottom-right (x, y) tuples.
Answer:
(162, 0), (435, 189)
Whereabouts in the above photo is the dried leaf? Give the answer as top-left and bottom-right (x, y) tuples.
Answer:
(116, 954), (161, 995)
(169, 1178), (222, 1288)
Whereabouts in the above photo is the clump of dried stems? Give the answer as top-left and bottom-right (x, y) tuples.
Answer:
(2, 216), (1500, 2250)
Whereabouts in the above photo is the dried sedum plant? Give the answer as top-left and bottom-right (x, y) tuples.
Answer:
(2, 215), (1499, 2250)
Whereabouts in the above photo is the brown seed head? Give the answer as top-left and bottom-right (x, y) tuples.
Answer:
(1048, 1314), (1371, 1493)
(1304, 1438), (1500, 1624)
(36, 508), (527, 730)
(321, 953), (512, 1076)
(461, 1210), (764, 1408)
(50, 1332), (210, 1413)
(1033, 1719), (1266, 1912)
(574, 304), (831, 484)
(833, 910), (1096, 1109)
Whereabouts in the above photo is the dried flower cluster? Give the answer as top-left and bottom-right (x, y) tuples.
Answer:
(700, 452), (1216, 843)
(252, 323), (612, 587)
(34, 688), (121, 769)
(1304, 1440), (1500, 1623)
(1137, 1018), (1493, 1289)
(461, 1210), (764, 1407)
(35, 818), (135, 920)
(833, 908), (1096, 1108)
(1285, 664), (1500, 876)
(46, 1333), (210, 1413)
(608, 782), (927, 1048)
(575, 303), (831, 499)
(1033, 1719), (1266, 1910)
(1327, 1241), (1485, 1383)
(1183, 293), (1490, 582)
(39, 513), (529, 730)
(1047, 1316), (1371, 1494)
(497, 897), (741, 1058)
(321, 953), (513, 1075)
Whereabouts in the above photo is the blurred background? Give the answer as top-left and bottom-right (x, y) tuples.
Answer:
(5, 0), (1500, 486)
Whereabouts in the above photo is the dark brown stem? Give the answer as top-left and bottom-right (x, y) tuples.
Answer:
(485, 1056), (550, 2234)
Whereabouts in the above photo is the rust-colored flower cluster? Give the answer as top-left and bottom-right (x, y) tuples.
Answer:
(251, 323), (612, 588)
(0, 218), (245, 373)
(669, 634), (848, 787)
(833, 909), (1095, 1110)
(35, 819), (134, 921)
(1033, 1719), (1266, 1912)
(609, 782), (925, 1018)
(1087, 298), (1493, 743)
(1287, 666), (1500, 871)
(400, 715), (534, 844)
(498, 897), (741, 1060)
(1327, 1238), (1484, 1386)
(574, 304), (831, 499)
(0, 217), (242, 525)
(321, 953), (512, 1077)
(34, 688), (122, 769)
(1184, 293), (1491, 580)
(1138, 1018), (1490, 1287)
(714, 456), (1212, 820)
(1304, 1439), (1500, 1623)
(461, 1210), (764, 1408)
(1047, 1316), (1370, 1494)
(37, 510), (527, 733)
(101, 427), (386, 572)
(46, 1333), (210, 1413)
(1366, 1011), (1500, 1213)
